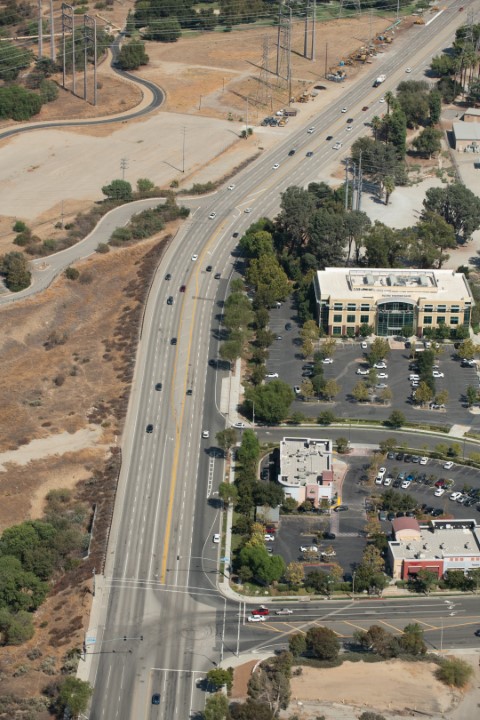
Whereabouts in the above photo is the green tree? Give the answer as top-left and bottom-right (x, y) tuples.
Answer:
(363, 222), (409, 267)
(368, 338), (390, 364)
(383, 176), (396, 206)
(411, 568), (438, 593)
(0, 251), (31, 291)
(300, 379), (314, 399)
(288, 632), (307, 657)
(457, 339), (476, 360)
(414, 381), (433, 406)
(386, 410), (405, 429)
(203, 693), (229, 720)
(322, 379), (340, 401)
(246, 255), (290, 304)
(57, 677), (93, 717)
(336, 437), (349, 454)
(436, 657), (473, 688)
(239, 228), (275, 259)
(245, 381), (294, 424)
(317, 410), (335, 425)
(229, 699), (274, 720)
(285, 561), (304, 587)
(0, 41), (33, 81)
(413, 127), (442, 158)
(423, 183), (480, 241)
(101, 179), (133, 202)
(117, 40), (149, 70)
(305, 626), (340, 660)
(218, 482), (238, 506)
(428, 89), (442, 123)
(146, 17), (182, 42)
(219, 338), (243, 367)
(400, 623), (427, 655)
(351, 380), (370, 402)
(466, 384), (478, 407)
(206, 668), (233, 691)
(216, 428), (237, 457)
(237, 429), (260, 472)
(0, 608), (34, 645)
(412, 211), (456, 268)
(238, 545), (285, 585)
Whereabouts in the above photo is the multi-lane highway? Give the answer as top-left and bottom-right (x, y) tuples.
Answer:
(74, 3), (480, 718)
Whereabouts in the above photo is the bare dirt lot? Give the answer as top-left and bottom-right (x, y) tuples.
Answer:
(0, 13), (398, 250)
(233, 655), (480, 720)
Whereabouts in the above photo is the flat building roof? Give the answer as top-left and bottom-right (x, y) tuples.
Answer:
(316, 268), (472, 303)
(389, 520), (480, 561)
(279, 437), (332, 488)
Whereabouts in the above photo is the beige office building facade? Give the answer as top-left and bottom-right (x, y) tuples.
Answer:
(314, 268), (473, 338)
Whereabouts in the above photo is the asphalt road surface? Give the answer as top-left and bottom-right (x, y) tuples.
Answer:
(24, 3), (475, 718)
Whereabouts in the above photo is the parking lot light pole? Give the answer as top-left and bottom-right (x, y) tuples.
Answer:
(352, 571), (356, 601)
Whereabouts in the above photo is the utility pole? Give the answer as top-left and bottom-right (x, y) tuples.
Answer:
(324, 42), (328, 79)
(311, 0), (316, 61)
(245, 97), (249, 138)
(344, 159), (349, 210)
(287, 4), (292, 104)
(304, 0), (309, 59)
(49, 0), (55, 61)
(182, 127), (186, 173)
(38, 0), (43, 57)
(356, 151), (363, 211)
(120, 158), (128, 180)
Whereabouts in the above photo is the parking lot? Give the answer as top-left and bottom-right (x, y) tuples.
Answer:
(265, 300), (480, 430)
(266, 455), (480, 578)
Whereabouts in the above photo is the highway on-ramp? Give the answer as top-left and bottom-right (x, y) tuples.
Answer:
(37, 3), (476, 718)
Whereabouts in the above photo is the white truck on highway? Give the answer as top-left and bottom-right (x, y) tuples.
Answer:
(373, 74), (386, 87)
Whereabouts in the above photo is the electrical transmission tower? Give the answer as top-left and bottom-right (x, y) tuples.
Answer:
(303, 0), (316, 60)
(254, 35), (273, 110)
(61, 3), (97, 105)
(275, 1), (292, 100)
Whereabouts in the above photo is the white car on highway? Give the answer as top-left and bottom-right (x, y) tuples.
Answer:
(272, 163), (280, 170)
(213, 533), (220, 543)
(247, 615), (266, 622)
(275, 608), (293, 615)
(307, 126), (315, 134)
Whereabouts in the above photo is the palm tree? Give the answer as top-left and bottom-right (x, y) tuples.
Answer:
(384, 176), (395, 206)
(384, 90), (395, 115)
(371, 115), (382, 141)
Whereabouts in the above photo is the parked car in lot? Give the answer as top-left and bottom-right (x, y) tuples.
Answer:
(377, 372), (388, 379)
(433, 370), (444, 378)
(443, 461), (454, 469)
(265, 372), (279, 379)
(401, 479), (412, 489)
(356, 368), (369, 375)
(419, 457), (428, 465)
(374, 361), (387, 369)
(334, 505), (349, 512)
(434, 487), (445, 497)
(383, 476), (393, 486)
(264, 534), (275, 541)
(300, 545), (318, 553)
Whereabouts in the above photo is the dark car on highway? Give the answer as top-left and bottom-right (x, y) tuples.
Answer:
(146, 424), (153, 433)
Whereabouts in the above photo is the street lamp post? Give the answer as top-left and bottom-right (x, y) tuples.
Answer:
(352, 571), (356, 601)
